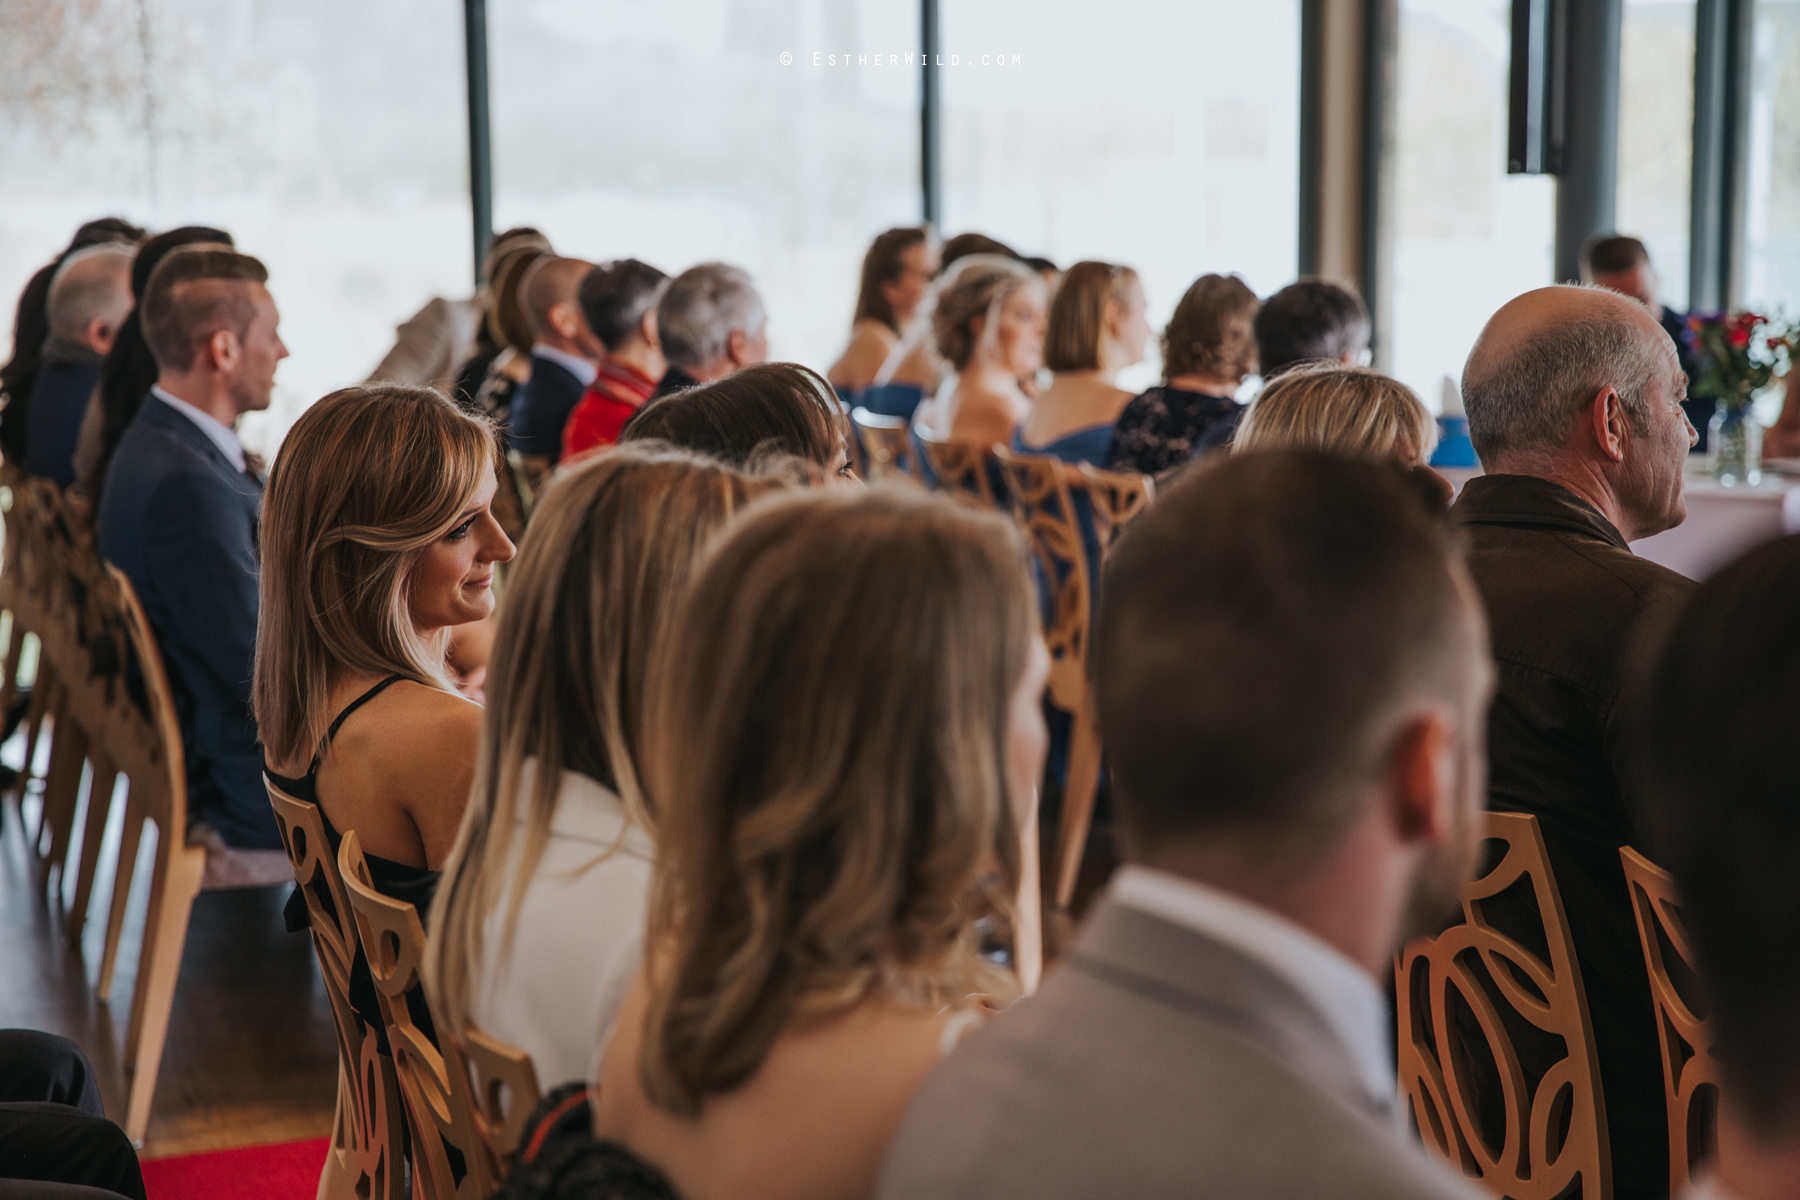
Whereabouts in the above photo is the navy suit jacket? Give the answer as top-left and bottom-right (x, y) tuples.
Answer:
(507, 353), (585, 460)
(25, 354), (102, 489)
(97, 395), (275, 849)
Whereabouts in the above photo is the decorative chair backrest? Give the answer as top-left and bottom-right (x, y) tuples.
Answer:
(851, 407), (918, 484)
(338, 830), (505, 1200)
(462, 1027), (543, 1167)
(914, 432), (1005, 511)
(266, 779), (406, 1200)
(1620, 846), (1720, 1195)
(993, 449), (1154, 909)
(1396, 811), (1611, 1200)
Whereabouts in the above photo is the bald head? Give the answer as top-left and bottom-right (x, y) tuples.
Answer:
(1462, 285), (1675, 465)
(525, 256), (591, 334)
(49, 244), (135, 355)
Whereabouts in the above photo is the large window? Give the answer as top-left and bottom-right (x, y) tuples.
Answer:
(1746, 0), (1800, 314)
(0, 0), (473, 455)
(1617, 0), (1697, 310)
(487, 0), (921, 377)
(939, 0), (1300, 392)
(1387, 0), (1556, 410)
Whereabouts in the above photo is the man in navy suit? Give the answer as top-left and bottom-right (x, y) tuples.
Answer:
(97, 247), (288, 849)
(26, 243), (134, 488)
(505, 254), (599, 463)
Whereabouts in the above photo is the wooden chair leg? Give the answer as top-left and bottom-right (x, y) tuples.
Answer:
(14, 663), (52, 815)
(121, 840), (206, 1144)
(36, 709), (88, 893)
(67, 756), (120, 935)
(316, 1062), (356, 1200)
(1053, 695), (1104, 910)
(0, 618), (25, 715)
(96, 791), (146, 999)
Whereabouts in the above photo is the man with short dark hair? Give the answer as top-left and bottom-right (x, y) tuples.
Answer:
(98, 246), (288, 850)
(561, 259), (670, 460)
(1252, 277), (1370, 378)
(1454, 283), (1697, 1198)
(506, 255), (600, 462)
(879, 451), (1492, 1200)
(1641, 535), (1800, 1200)
(1581, 233), (1708, 446)
(25, 243), (134, 487)
(650, 263), (768, 399)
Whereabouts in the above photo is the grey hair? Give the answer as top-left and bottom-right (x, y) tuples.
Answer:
(1461, 289), (1667, 462)
(658, 263), (766, 372)
(48, 244), (135, 341)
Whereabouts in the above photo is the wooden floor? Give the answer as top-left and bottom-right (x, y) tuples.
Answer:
(0, 777), (338, 1160)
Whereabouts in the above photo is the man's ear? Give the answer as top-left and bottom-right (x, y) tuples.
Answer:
(549, 299), (583, 342)
(641, 308), (660, 351)
(1386, 712), (1456, 846)
(208, 328), (242, 374)
(726, 327), (749, 367)
(1587, 386), (1629, 463)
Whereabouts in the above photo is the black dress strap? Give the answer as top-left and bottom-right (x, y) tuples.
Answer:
(308, 674), (411, 772)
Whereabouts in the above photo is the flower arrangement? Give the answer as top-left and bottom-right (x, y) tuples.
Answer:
(1683, 311), (1797, 413)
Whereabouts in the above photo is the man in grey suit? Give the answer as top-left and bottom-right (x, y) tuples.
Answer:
(98, 247), (287, 850)
(879, 451), (1495, 1199)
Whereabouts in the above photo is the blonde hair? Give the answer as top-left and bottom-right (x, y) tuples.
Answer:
(1233, 362), (1438, 465)
(932, 254), (1041, 371)
(638, 487), (1037, 1116)
(254, 385), (497, 767)
(1044, 260), (1139, 372)
(424, 445), (789, 1039)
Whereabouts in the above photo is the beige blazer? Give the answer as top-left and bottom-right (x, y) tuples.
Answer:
(876, 899), (1488, 1200)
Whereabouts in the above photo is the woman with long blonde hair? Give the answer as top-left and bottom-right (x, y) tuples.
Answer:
(424, 446), (790, 1087)
(593, 487), (1051, 1200)
(256, 385), (513, 1026)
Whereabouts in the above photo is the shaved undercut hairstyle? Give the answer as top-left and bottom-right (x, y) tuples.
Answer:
(1096, 449), (1479, 846)
(139, 247), (269, 373)
(1460, 285), (1665, 462)
(524, 256), (592, 338)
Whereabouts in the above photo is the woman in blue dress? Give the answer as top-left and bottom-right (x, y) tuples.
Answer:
(1012, 261), (1149, 467)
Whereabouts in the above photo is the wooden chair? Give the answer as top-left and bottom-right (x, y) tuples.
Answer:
(1396, 811), (1610, 1200)
(339, 830), (539, 1198)
(268, 778), (407, 1200)
(915, 431), (1006, 510)
(850, 407), (919, 484)
(995, 448), (1153, 910)
(1620, 847), (1720, 1195)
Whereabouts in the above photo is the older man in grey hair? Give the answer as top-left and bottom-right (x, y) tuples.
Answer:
(27, 243), (135, 487)
(649, 262), (768, 399)
(1451, 283), (1695, 1200)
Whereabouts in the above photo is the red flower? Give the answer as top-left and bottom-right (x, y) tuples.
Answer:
(1731, 328), (1751, 348)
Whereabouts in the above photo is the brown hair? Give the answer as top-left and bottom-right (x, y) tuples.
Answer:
(638, 487), (1037, 1115)
(1582, 234), (1650, 277)
(1044, 260), (1139, 372)
(253, 385), (497, 767)
(1097, 449), (1479, 846)
(932, 255), (1042, 371)
(852, 227), (930, 334)
(621, 362), (845, 470)
(486, 245), (551, 355)
(425, 446), (789, 1038)
(139, 247), (269, 372)
(1232, 362), (1438, 465)
(1163, 274), (1259, 382)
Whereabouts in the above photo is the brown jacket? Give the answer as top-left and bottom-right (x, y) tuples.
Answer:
(1453, 473), (1693, 1192)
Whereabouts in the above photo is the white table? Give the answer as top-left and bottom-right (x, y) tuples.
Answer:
(1440, 466), (1800, 581)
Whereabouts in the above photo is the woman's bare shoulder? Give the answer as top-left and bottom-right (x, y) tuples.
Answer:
(828, 322), (898, 390)
(340, 681), (482, 782)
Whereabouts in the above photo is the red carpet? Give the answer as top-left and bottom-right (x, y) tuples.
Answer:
(141, 1137), (328, 1200)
